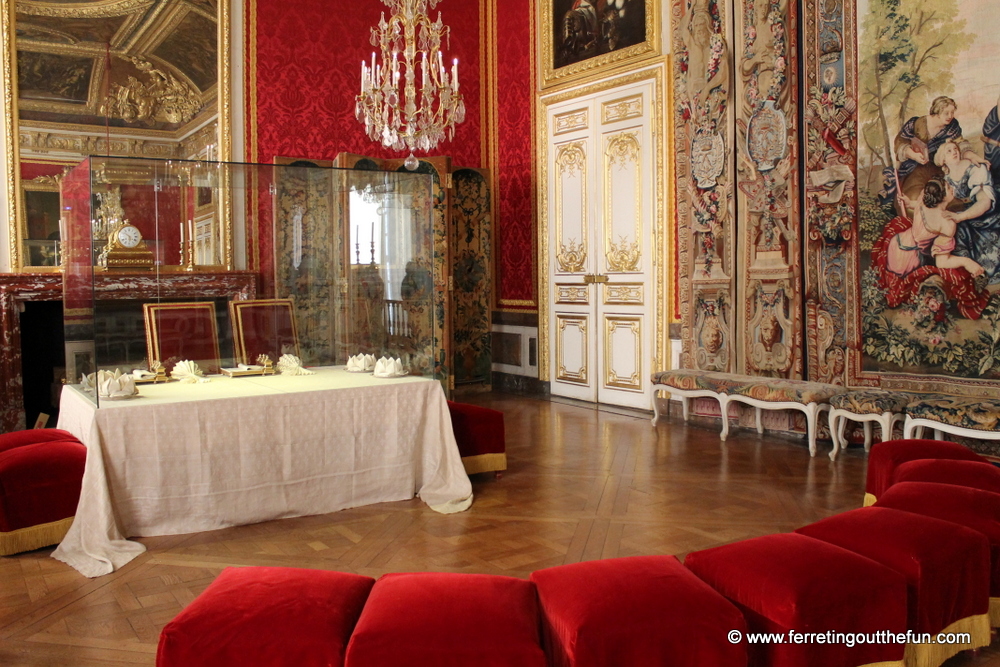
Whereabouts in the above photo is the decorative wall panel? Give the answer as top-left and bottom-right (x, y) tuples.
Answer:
(673, 0), (737, 371)
(604, 315), (642, 390)
(803, 0), (1000, 393)
(734, 0), (802, 378)
(556, 313), (588, 383)
(492, 0), (536, 309)
(555, 141), (589, 274)
(603, 131), (642, 273)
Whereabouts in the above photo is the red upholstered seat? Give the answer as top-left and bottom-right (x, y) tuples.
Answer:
(157, 567), (375, 667)
(685, 533), (907, 667)
(865, 439), (986, 506)
(796, 507), (990, 664)
(875, 481), (1000, 625)
(0, 428), (86, 556)
(531, 555), (747, 667)
(891, 459), (1000, 495)
(345, 572), (545, 667)
(447, 401), (507, 476)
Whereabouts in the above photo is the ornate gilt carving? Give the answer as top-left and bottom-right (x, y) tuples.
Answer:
(100, 57), (201, 124)
(606, 236), (641, 272)
(17, 0), (155, 19)
(602, 94), (643, 124)
(556, 283), (589, 304)
(553, 108), (588, 135)
(557, 239), (587, 273)
(20, 130), (180, 158)
(604, 282), (643, 305)
(556, 141), (586, 175)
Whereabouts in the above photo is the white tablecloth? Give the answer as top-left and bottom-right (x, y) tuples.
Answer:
(52, 368), (473, 577)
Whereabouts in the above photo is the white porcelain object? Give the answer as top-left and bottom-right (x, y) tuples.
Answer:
(171, 360), (210, 383)
(277, 354), (315, 375)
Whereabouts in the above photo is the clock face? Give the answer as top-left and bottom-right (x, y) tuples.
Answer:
(116, 225), (142, 248)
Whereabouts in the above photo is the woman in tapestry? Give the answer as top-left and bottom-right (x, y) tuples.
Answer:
(873, 176), (989, 320)
(892, 96), (981, 202)
(934, 140), (1000, 285)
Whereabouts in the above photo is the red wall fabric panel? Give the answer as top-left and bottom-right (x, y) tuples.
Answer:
(251, 0), (481, 168)
(494, 0), (536, 309)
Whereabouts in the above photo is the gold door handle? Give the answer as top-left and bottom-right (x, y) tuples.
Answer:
(583, 273), (609, 284)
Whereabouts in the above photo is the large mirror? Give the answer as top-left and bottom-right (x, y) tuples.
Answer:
(6, 0), (230, 271)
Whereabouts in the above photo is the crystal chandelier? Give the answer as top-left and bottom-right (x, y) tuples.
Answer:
(355, 0), (466, 170)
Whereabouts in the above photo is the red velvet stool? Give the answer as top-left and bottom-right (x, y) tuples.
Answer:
(531, 555), (747, 667)
(796, 506), (991, 667)
(685, 533), (907, 667)
(345, 572), (545, 667)
(865, 439), (986, 506)
(875, 481), (1000, 627)
(0, 428), (86, 556)
(447, 401), (507, 476)
(891, 459), (1000, 495)
(157, 566), (375, 667)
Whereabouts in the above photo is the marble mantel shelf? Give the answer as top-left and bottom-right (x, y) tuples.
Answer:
(0, 271), (257, 431)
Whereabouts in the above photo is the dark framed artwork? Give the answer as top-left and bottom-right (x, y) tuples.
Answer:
(541, 0), (659, 88)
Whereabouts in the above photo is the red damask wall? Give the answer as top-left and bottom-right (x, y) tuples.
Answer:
(250, 0), (481, 167)
(493, 0), (536, 310)
(249, 0), (537, 314)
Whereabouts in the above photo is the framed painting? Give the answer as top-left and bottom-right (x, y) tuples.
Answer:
(143, 301), (222, 374)
(540, 0), (660, 88)
(229, 298), (300, 365)
(802, 0), (1000, 395)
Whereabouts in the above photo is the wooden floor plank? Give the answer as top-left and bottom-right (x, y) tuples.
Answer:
(1, 393), (999, 665)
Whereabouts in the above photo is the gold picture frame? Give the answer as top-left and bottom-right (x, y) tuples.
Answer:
(18, 173), (65, 270)
(229, 298), (301, 366)
(143, 301), (222, 374)
(540, 0), (661, 89)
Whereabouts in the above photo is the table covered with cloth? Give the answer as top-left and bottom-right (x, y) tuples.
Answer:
(52, 368), (473, 577)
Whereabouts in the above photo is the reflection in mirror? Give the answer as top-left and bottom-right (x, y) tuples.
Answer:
(13, 0), (228, 270)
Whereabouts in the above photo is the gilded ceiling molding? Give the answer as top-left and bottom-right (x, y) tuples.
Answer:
(17, 0), (155, 19)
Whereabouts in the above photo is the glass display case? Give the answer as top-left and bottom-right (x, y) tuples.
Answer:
(61, 156), (438, 407)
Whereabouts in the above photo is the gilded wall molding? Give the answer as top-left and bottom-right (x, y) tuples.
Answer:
(603, 130), (641, 272)
(602, 94), (643, 124)
(17, 0), (155, 19)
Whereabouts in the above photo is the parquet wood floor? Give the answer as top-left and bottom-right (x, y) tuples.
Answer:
(2, 393), (999, 665)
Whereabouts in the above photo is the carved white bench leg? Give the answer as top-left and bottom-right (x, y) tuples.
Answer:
(650, 385), (721, 429)
(828, 409), (904, 460)
(718, 394), (731, 441)
(755, 407), (764, 434)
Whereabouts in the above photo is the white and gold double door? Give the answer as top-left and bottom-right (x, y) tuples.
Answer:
(544, 78), (658, 409)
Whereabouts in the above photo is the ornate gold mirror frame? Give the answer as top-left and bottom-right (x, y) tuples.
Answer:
(2, 0), (232, 272)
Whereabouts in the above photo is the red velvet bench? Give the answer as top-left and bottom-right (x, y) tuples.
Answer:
(685, 533), (907, 667)
(891, 459), (1000, 495)
(447, 401), (507, 477)
(796, 507), (991, 667)
(864, 439), (987, 506)
(0, 428), (87, 556)
(345, 572), (545, 667)
(875, 481), (1000, 628)
(531, 555), (747, 667)
(157, 567), (374, 667)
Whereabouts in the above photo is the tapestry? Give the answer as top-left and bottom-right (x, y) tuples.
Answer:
(802, 0), (1000, 392)
(272, 164), (338, 365)
(734, 0), (803, 379)
(673, 0), (738, 372)
(451, 168), (493, 387)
